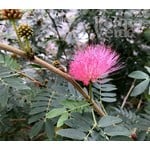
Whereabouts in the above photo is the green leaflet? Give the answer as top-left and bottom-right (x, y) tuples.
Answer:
(61, 99), (89, 111)
(28, 113), (45, 124)
(0, 53), (20, 70)
(46, 108), (66, 119)
(29, 120), (44, 139)
(57, 112), (69, 127)
(110, 136), (132, 141)
(104, 125), (131, 136)
(3, 77), (31, 90)
(45, 120), (55, 140)
(145, 66), (150, 74)
(98, 115), (122, 127)
(29, 107), (48, 115)
(128, 71), (149, 80)
(56, 128), (86, 140)
(0, 85), (9, 107)
(101, 97), (116, 102)
(131, 79), (150, 96)
(93, 77), (117, 103)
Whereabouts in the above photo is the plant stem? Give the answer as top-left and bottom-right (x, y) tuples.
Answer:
(44, 91), (55, 122)
(91, 108), (97, 126)
(25, 37), (31, 53)
(17, 71), (43, 87)
(0, 43), (106, 117)
(99, 100), (107, 115)
(10, 19), (24, 50)
(99, 82), (107, 115)
(9, 118), (26, 122)
(136, 97), (142, 112)
(84, 124), (95, 141)
(89, 82), (92, 100)
(84, 109), (99, 140)
(121, 79), (136, 109)
(25, 38), (30, 49)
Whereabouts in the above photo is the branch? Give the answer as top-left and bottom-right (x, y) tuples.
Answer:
(0, 43), (106, 117)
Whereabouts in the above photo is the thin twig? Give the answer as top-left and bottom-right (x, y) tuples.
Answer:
(121, 79), (136, 109)
(136, 98), (142, 111)
(45, 10), (67, 59)
(45, 10), (61, 40)
(91, 108), (97, 126)
(9, 118), (26, 122)
(17, 71), (44, 87)
(0, 43), (106, 117)
(10, 19), (24, 50)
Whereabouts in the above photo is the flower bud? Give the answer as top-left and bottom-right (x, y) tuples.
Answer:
(0, 9), (22, 20)
(17, 24), (33, 39)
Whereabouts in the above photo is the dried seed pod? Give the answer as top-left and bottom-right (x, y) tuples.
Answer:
(0, 9), (22, 20)
(52, 60), (61, 68)
(17, 24), (33, 39)
(52, 60), (67, 72)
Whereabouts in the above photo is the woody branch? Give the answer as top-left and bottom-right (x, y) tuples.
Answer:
(0, 43), (106, 117)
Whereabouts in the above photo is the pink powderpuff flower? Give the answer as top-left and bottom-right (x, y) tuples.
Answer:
(69, 44), (121, 85)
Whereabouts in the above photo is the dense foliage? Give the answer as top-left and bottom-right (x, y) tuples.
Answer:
(0, 9), (150, 141)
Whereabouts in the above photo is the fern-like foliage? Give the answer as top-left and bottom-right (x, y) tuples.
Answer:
(138, 102), (150, 131)
(28, 88), (56, 140)
(56, 111), (132, 141)
(56, 112), (94, 140)
(114, 107), (139, 129)
(128, 67), (150, 96)
(93, 77), (117, 103)
(0, 53), (32, 140)
(28, 86), (90, 140)
(114, 107), (149, 129)
(0, 53), (20, 70)
(46, 99), (90, 127)
(0, 54), (30, 108)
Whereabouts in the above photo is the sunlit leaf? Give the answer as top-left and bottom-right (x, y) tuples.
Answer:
(46, 108), (66, 119)
(57, 112), (69, 127)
